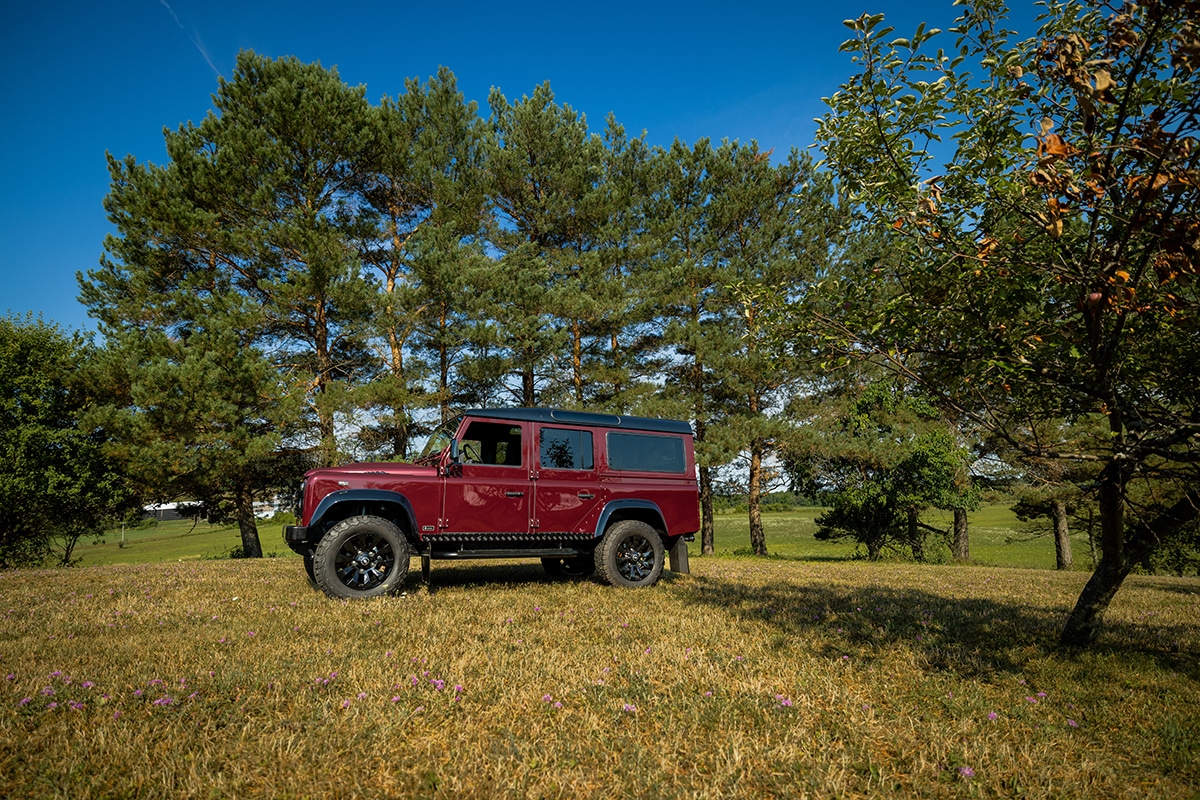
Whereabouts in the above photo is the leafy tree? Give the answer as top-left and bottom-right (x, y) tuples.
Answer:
(83, 295), (297, 559)
(710, 145), (841, 556)
(1005, 417), (1104, 570)
(787, 380), (975, 560)
(560, 117), (661, 413)
(82, 147), (301, 557)
(0, 316), (133, 567)
(814, 0), (1200, 644)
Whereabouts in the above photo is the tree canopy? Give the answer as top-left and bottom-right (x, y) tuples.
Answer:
(814, 0), (1200, 644)
(0, 316), (133, 566)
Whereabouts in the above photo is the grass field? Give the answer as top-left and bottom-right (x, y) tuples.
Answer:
(2, 556), (1197, 798)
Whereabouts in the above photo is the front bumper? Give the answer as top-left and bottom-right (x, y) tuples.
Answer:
(283, 525), (310, 545)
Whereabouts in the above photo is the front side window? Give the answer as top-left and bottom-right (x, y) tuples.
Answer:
(607, 432), (686, 473)
(540, 427), (594, 470)
(459, 421), (523, 466)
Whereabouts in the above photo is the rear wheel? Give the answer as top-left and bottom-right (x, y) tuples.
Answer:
(594, 520), (664, 588)
(313, 516), (410, 599)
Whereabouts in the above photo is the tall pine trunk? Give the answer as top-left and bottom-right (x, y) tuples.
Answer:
(699, 465), (715, 555)
(234, 483), (263, 558)
(952, 508), (969, 561)
(313, 303), (338, 466)
(1052, 498), (1073, 571)
(748, 439), (766, 556)
(571, 322), (584, 405)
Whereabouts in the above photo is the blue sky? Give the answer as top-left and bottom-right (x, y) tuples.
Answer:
(3, 0), (1040, 331)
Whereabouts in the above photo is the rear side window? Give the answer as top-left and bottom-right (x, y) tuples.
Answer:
(607, 432), (686, 473)
(540, 427), (593, 470)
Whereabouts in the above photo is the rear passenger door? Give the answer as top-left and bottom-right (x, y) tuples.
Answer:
(532, 425), (603, 536)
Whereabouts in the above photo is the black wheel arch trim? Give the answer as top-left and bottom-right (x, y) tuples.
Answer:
(594, 499), (665, 538)
(306, 489), (418, 540)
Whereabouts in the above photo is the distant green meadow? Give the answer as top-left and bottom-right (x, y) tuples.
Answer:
(75, 504), (1093, 572)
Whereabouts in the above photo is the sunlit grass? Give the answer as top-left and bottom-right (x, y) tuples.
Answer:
(2, 558), (1197, 798)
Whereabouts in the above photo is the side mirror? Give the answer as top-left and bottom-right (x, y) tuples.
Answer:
(449, 440), (461, 463)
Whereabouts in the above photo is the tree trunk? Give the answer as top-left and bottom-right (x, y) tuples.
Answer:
(952, 508), (969, 561)
(521, 356), (536, 406)
(313, 303), (338, 467)
(571, 322), (584, 405)
(907, 507), (925, 562)
(699, 465), (715, 555)
(234, 483), (263, 558)
(748, 439), (767, 556)
(1061, 488), (1200, 646)
(1060, 463), (1125, 645)
(1052, 498), (1073, 571)
(867, 537), (882, 561)
(1087, 507), (1098, 565)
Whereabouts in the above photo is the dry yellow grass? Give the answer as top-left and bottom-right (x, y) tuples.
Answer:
(1, 558), (1197, 798)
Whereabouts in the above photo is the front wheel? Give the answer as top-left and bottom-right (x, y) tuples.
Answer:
(312, 516), (410, 599)
(594, 520), (664, 588)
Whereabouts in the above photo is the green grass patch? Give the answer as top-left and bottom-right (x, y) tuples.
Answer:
(1, 558), (1197, 798)
(705, 504), (1095, 569)
(77, 505), (1093, 573)
(74, 518), (296, 566)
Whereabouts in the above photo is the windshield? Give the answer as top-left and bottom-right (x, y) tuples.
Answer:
(415, 416), (462, 464)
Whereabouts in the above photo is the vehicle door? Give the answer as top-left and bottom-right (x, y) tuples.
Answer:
(532, 424), (604, 535)
(441, 419), (531, 534)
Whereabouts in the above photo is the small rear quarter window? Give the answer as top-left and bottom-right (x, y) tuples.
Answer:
(606, 432), (686, 473)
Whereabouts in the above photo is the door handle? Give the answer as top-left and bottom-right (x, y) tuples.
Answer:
(577, 492), (595, 500)
(506, 491), (525, 497)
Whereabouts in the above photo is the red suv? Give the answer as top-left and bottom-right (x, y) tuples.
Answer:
(284, 408), (699, 598)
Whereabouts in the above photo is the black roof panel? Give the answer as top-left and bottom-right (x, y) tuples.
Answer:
(465, 407), (693, 436)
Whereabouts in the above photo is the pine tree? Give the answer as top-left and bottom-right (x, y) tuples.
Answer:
(356, 67), (489, 454)
(486, 83), (597, 405)
(173, 51), (377, 465)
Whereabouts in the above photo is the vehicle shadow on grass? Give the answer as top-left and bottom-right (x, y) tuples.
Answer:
(670, 572), (1200, 682)
(402, 559), (579, 592)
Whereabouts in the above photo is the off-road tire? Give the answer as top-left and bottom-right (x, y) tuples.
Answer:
(313, 515), (410, 599)
(594, 520), (664, 588)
